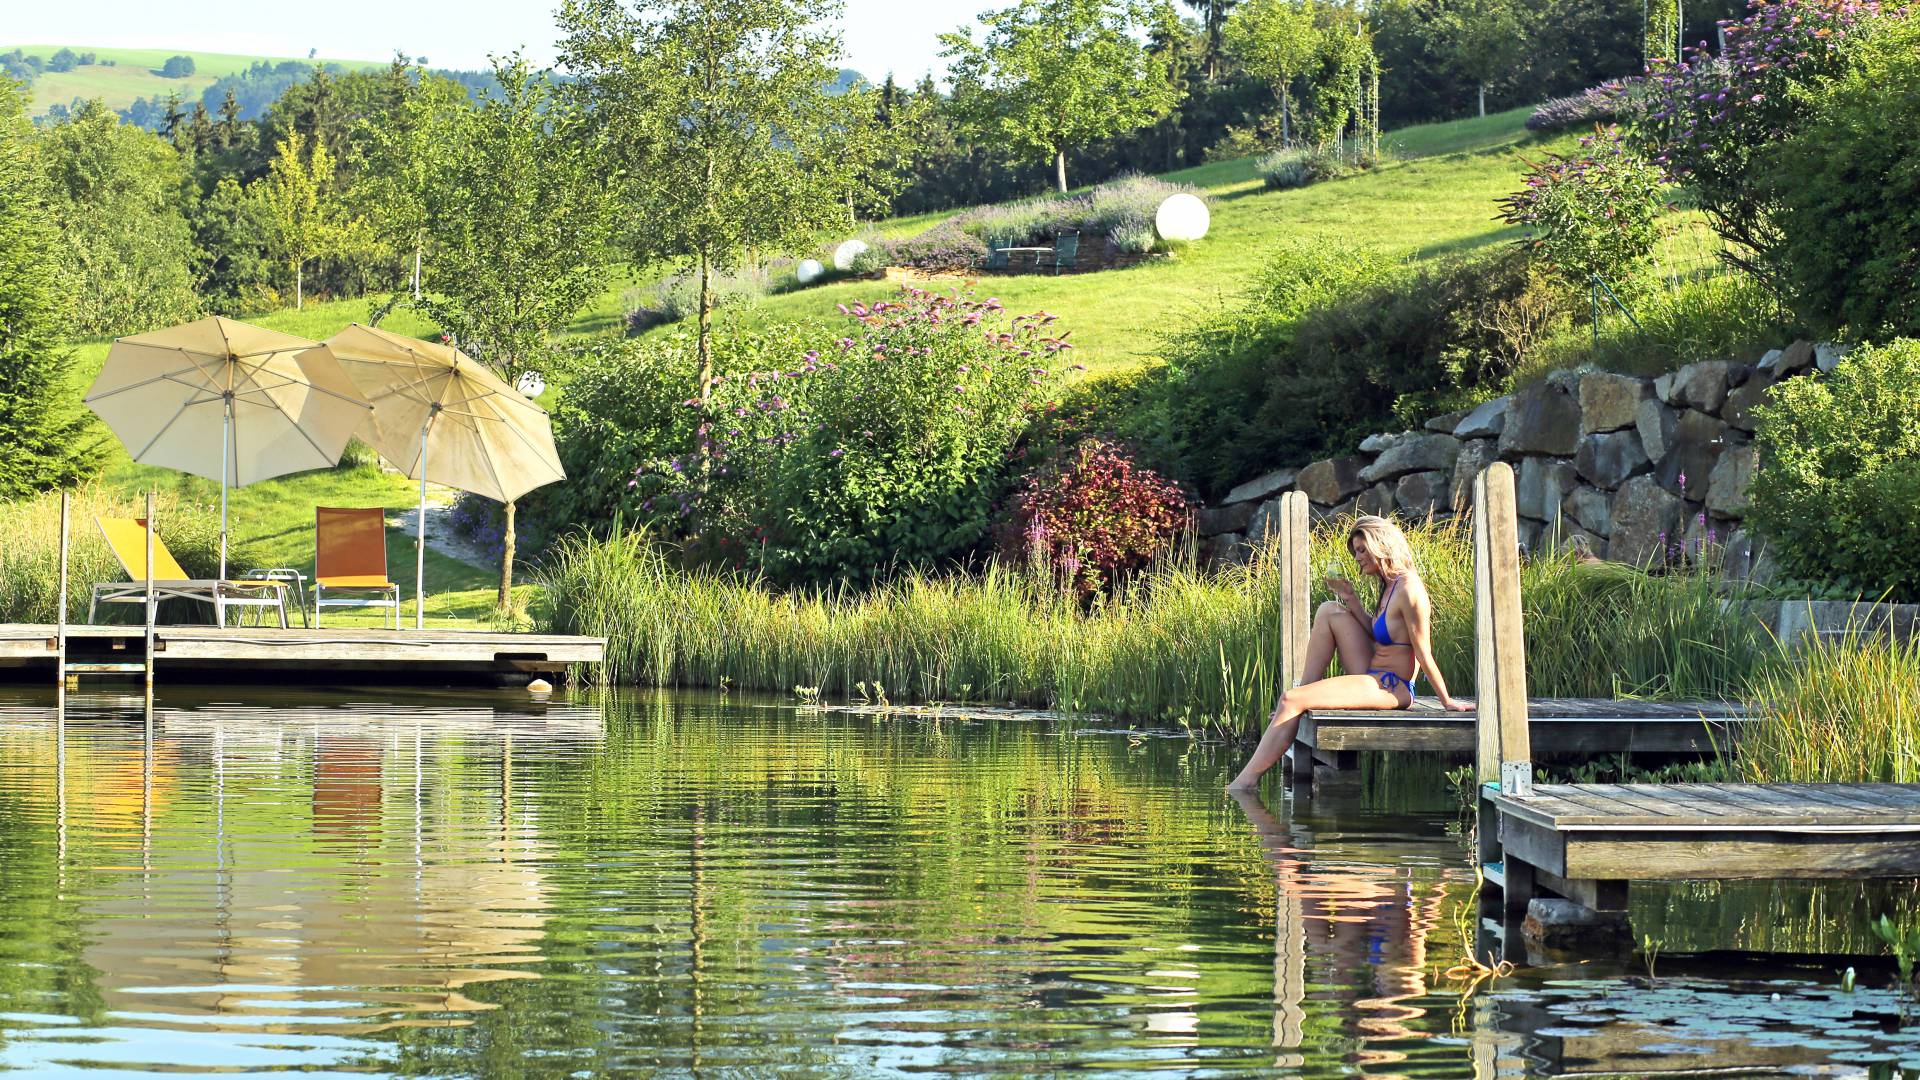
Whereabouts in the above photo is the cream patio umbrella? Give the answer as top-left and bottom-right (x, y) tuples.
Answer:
(83, 316), (374, 581)
(316, 324), (564, 628)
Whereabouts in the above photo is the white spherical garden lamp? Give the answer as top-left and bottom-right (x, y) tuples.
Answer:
(1154, 193), (1210, 243)
(796, 258), (826, 284)
(832, 238), (869, 271)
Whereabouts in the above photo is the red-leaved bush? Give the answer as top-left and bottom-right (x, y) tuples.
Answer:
(1005, 438), (1193, 591)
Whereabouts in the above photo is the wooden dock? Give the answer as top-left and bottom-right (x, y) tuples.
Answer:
(1443, 464), (1920, 962)
(1293, 696), (1747, 772)
(0, 623), (603, 686)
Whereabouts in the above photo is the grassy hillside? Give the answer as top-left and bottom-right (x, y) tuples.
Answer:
(639, 107), (1560, 374)
(7, 45), (385, 116)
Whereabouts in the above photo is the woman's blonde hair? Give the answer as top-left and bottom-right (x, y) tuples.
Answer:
(1347, 515), (1417, 583)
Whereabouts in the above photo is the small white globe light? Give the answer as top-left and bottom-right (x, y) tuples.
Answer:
(796, 258), (826, 284)
(1154, 193), (1210, 242)
(832, 239), (869, 271)
(516, 370), (546, 397)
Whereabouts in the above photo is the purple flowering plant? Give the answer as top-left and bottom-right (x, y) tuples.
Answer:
(1497, 125), (1669, 290)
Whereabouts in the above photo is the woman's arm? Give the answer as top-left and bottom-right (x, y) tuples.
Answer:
(1402, 579), (1472, 711)
(1327, 576), (1372, 625)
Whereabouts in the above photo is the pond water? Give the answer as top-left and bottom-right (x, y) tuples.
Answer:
(0, 687), (1916, 1077)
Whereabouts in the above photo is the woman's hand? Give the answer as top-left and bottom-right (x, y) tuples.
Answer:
(1322, 575), (1358, 602)
(1439, 696), (1474, 713)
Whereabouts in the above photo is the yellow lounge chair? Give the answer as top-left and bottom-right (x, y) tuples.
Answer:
(314, 507), (400, 629)
(90, 517), (289, 627)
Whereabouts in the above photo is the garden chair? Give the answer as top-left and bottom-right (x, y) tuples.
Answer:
(314, 507), (401, 629)
(89, 517), (288, 627)
(1039, 230), (1079, 275)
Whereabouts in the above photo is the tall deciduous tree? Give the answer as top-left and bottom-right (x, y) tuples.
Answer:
(0, 80), (102, 498)
(406, 56), (615, 608)
(1223, 0), (1321, 146)
(1180, 0), (1240, 79)
(559, 0), (896, 399)
(1434, 0), (1527, 117)
(258, 130), (358, 308)
(942, 0), (1182, 194)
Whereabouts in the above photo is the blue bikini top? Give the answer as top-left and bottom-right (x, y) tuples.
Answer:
(1373, 577), (1408, 647)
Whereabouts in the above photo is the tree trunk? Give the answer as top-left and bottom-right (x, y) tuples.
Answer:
(497, 498), (516, 611)
(1478, 83), (1487, 118)
(296, 262), (304, 310)
(1055, 149), (1067, 194)
(1281, 90), (1291, 149)
(412, 234), (422, 299)
(696, 248), (715, 404)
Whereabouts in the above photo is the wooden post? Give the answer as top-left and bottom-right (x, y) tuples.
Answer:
(1473, 463), (1532, 795)
(1277, 491), (1311, 687)
(144, 489), (156, 691)
(55, 491), (69, 694)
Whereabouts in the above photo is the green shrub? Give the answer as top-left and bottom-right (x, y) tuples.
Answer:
(1765, 15), (1920, 338)
(1254, 146), (1346, 190)
(1000, 438), (1193, 593)
(1498, 125), (1668, 292)
(1143, 238), (1572, 498)
(1748, 338), (1920, 600)
(1524, 268), (1796, 383)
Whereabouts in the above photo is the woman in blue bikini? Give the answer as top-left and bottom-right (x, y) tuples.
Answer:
(1228, 515), (1471, 790)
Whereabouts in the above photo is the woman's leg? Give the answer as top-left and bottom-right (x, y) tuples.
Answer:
(1228, 674), (1402, 790)
(1303, 601), (1376, 685)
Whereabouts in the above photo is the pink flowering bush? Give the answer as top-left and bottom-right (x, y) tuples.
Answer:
(1002, 438), (1193, 593)
(632, 288), (1077, 584)
(1632, 0), (1896, 274)
(1497, 125), (1668, 291)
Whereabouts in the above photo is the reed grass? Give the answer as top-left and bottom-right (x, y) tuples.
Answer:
(1737, 627), (1920, 783)
(538, 516), (1771, 733)
(0, 486), (250, 623)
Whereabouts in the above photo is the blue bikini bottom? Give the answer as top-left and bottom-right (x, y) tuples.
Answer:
(1368, 669), (1415, 700)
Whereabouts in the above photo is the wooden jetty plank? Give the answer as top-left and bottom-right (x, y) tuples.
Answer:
(1562, 831), (1920, 879)
(1497, 783), (1920, 829)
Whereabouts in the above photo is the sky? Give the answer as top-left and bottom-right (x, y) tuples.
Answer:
(0, 0), (1003, 84)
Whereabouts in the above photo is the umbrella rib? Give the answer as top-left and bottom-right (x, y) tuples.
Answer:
(84, 359), (219, 403)
(133, 398), (196, 462)
(494, 407), (564, 483)
(231, 352), (373, 412)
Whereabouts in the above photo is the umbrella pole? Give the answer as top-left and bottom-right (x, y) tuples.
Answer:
(416, 420), (428, 631)
(220, 394), (231, 587)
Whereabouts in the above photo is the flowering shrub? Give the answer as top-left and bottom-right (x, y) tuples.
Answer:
(1526, 79), (1641, 132)
(1633, 0), (1893, 270)
(865, 176), (1204, 267)
(849, 226), (989, 273)
(446, 492), (508, 563)
(1002, 438), (1192, 593)
(1254, 147), (1347, 190)
(629, 288), (1079, 584)
(1498, 126), (1668, 289)
(1749, 338), (1920, 601)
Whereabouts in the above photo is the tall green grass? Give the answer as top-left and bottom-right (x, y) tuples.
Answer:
(0, 486), (251, 623)
(538, 517), (1769, 732)
(1738, 629), (1920, 783)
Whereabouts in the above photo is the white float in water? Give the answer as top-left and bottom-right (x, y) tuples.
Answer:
(1154, 193), (1210, 243)
(832, 238), (869, 270)
(796, 258), (826, 284)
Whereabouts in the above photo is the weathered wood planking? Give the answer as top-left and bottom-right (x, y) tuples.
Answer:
(1491, 782), (1920, 883)
(1296, 697), (1747, 756)
(0, 623), (603, 682)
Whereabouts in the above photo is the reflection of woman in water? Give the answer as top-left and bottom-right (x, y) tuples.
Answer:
(1229, 516), (1471, 790)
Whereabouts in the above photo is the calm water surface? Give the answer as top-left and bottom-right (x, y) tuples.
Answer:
(0, 688), (1916, 1077)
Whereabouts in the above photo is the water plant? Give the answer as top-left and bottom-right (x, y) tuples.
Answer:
(1737, 626), (1920, 783)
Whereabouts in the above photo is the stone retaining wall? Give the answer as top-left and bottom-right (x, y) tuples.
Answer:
(1199, 340), (1849, 581)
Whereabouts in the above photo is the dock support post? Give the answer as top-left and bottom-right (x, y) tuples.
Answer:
(144, 489), (156, 691)
(1277, 492), (1311, 775)
(55, 490), (69, 698)
(1473, 463), (1531, 795)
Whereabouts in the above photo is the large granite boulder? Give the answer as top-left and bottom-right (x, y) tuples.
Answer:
(1655, 410), (1732, 501)
(1762, 339), (1817, 379)
(1566, 484), (1613, 537)
(1359, 431), (1403, 454)
(1396, 470), (1450, 517)
(1450, 438), (1498, 509)
(1453, 396), (1510, 439)
(1574, 430), (1653, 490)
(1516, 457), (1578, 522)
(1197, 501), (1259, 536)
(1655, 359), (1746, 414)
(1246, 497), (1285, 546)
(1608, 475), (1687, 566)
(1499, 381), (1583, 457)
(1706, 441), (1756, 516)
(1635, 398), (1680, 462)
(1297, 455), (1367, 505)
(1205, 532), (1249, 567)
(1222, 466), (1298, 506)
(1579, 373), (1652, 434)
(1359, 432), (1462, 484)
(1816, 341), (1850, 373)
(1425, 408), (1469, 433)
(1722, 376), (1776, 432)
(1356, 481), (1397, 518)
